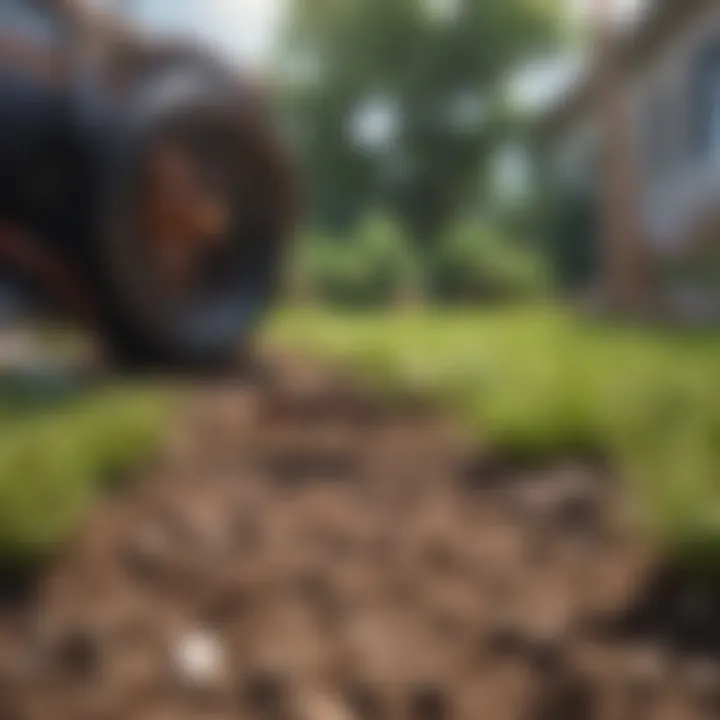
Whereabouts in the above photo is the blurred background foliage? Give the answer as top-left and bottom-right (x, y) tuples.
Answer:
(289, 215), (551, 307)
(276, 0), (563, 307)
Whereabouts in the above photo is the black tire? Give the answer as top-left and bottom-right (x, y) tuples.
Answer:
(89, 57), (295, 372)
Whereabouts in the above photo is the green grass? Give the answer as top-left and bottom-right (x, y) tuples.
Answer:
(269, 306), (720, 569)
(0, 376), (168, 565)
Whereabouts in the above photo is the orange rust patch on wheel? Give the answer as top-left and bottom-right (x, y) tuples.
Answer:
(142, 143), (232, 290)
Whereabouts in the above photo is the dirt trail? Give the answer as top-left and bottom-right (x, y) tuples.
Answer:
(1, 355), (720, 720)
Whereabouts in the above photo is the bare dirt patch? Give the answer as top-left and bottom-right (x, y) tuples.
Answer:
(0, 354), (718, 720)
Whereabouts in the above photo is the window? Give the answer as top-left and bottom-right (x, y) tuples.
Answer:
(690, 41), (720, 160)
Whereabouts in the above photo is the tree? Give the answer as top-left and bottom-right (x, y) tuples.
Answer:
(279, 0), (560, 243)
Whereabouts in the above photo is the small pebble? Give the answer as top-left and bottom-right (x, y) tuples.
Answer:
(345, 681), (386, 720)
(482, 620), (526, 659)
(54, 627), (105, 680)
(242, 667), (289, 716)
(685, 657), (720, 708)
(529, 672), (596, 720)
(173, 630), (228, 689)
(300, 693), (355, 720)
(121, 526), (171, 580)
(408, 682), (449, 720)
(624, 648), (666, 703)
(526, 633), (565, 676)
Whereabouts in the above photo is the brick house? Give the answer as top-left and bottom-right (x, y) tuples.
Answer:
(544, 0), (720, 320)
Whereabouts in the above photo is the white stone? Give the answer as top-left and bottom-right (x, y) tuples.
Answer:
(173, 630), (228, 687)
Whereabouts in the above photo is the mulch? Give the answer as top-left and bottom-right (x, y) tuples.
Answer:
(1, 354), (719, 720)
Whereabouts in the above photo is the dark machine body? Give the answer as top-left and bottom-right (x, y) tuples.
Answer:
(0, 0), (295, 368)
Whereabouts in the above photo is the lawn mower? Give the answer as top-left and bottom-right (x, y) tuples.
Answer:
(0, 0), (296, 369)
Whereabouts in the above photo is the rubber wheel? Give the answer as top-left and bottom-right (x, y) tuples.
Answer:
(90, 61), (295, 372)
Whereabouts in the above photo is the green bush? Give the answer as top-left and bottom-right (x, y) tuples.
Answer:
(291, 214), (421, 308)
(431, 220), (551, 303)
(290, 214), (550, 308)
(0, 387), (168, 565)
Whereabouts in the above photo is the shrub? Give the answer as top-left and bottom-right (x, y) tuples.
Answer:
(431, 220), (551, 303)
(0, 387), (167, 565)
(290, 213), (421, 307)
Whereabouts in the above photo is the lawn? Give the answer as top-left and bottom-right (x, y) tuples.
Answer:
(0, 373), (167, 565)
(270, 306), (720, 568)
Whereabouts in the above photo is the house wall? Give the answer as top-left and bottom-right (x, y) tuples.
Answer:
(550, 3), (720, 255)
(629, 3), (720, 254)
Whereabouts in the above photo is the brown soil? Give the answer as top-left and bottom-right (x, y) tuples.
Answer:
(1, 355), (720, 720)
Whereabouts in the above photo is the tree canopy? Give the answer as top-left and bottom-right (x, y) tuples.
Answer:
(280, 0), (561, 242)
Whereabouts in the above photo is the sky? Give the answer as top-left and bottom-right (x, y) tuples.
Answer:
(125, 0), (651, 103)
(111, 0), (652, 203)
(509, 0), (650, 112)
(124, 0), (649, 71)
(126, 0), (286, 68)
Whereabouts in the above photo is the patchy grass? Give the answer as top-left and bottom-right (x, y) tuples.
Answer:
(269, 307), (720, 568)
(0, 377), (168, 565)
